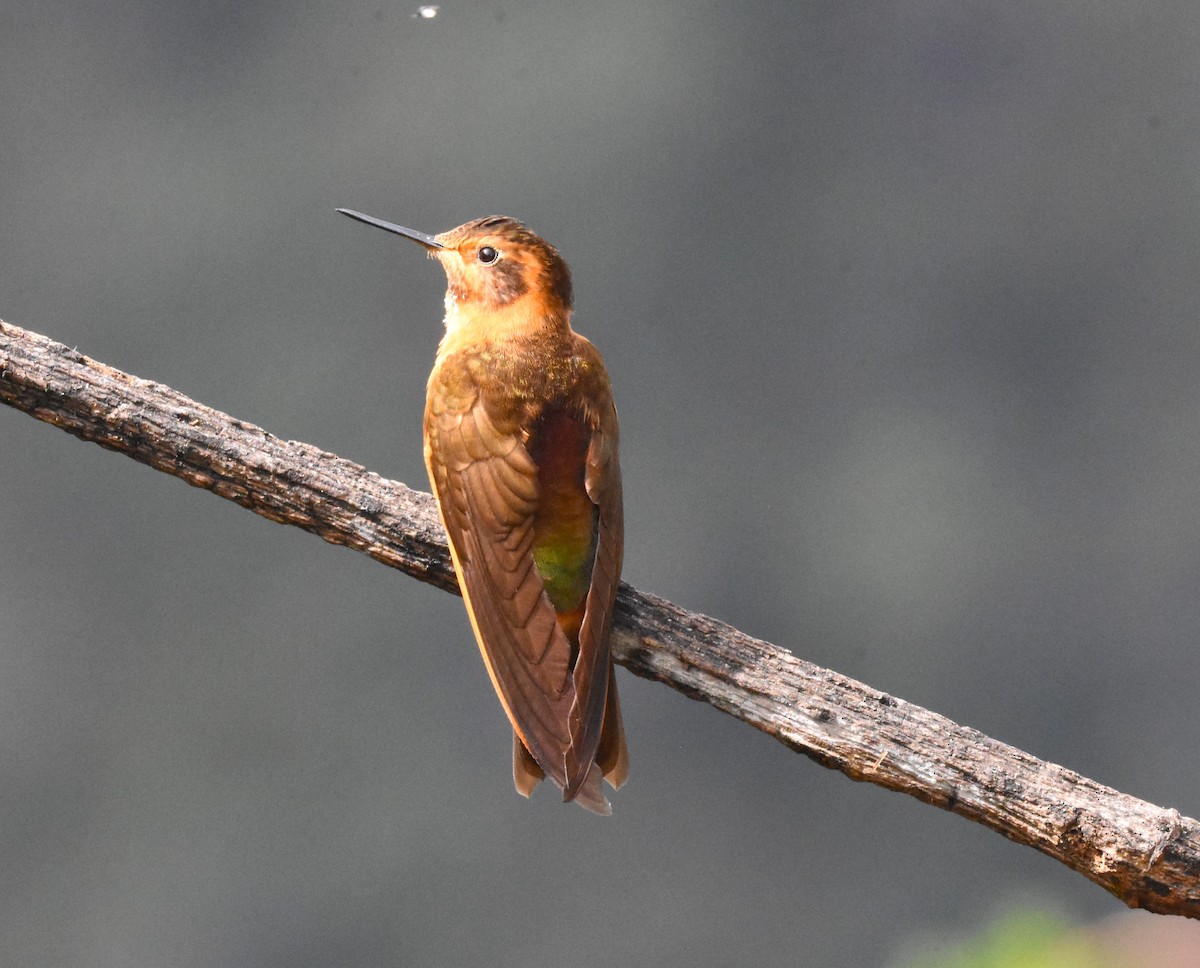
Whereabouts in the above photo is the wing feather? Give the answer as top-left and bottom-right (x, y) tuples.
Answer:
(425, 338), (627, 804)
(562, 399), (626, 797)
(427, 394), (579, 786)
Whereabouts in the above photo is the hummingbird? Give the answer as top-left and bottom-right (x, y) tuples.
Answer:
(338, 208), (628, 814)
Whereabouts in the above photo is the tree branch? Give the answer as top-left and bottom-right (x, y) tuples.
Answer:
(3, 319), (1198, 917)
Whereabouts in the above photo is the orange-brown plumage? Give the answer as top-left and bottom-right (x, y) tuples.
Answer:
(339, 209), (628, 813)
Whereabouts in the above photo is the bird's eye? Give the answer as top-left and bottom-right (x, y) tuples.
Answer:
(477, 245), (499, 265)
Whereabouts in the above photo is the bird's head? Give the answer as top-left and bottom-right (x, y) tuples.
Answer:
(338, 209), (574, 337)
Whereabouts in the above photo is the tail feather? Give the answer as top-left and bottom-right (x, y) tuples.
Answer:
(568, 762), (612, 816)
(511, 730), (616, 816)
(512, 732), (545, 799)
(596, 666), (628, 789)
(510, 668), (627, 813)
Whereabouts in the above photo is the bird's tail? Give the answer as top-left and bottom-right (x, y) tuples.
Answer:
(511, 667), (628, 815)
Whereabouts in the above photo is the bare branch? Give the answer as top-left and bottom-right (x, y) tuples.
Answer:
(3, 319), (1198, 917)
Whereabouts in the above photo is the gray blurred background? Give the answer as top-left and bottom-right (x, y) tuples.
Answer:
(2, 2), (1199, 965)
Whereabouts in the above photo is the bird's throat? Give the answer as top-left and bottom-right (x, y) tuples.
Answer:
(441, 290), (568, 346)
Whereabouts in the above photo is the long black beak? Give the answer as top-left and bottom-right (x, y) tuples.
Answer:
(336, 208), (444, 250)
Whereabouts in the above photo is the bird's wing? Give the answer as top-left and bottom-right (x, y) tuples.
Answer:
(562, 399), (626, 797)
(425, 390), (583, 792)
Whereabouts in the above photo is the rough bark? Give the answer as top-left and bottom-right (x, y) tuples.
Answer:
(2, 319), (1198, 917)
